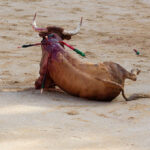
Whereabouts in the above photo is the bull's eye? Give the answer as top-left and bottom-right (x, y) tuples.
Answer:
(48, 34), (54, 38)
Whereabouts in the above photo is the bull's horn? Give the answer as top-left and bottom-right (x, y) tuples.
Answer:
(63, 17), (83, 35)
(32, 13), (48, 32)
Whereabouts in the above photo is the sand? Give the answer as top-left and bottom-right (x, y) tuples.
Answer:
(0, 0), (150, 149)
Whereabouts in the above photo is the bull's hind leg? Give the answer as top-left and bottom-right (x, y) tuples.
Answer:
(103, 62), (140, 84)
(124, 68), (141, 81)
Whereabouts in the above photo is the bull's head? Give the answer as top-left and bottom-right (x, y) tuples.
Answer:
(33, 13), (82, 89)
(32, 13), (82, 40)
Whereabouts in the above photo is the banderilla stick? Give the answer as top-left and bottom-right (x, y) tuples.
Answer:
(18, 42), (86, 57)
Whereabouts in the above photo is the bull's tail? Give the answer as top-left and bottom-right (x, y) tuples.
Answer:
(121, 90), (150, 101)
(96, 77), (150, 101)
(122, 68), (150, 101)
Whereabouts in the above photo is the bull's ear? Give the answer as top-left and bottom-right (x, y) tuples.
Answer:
(62, 34), (72, 40)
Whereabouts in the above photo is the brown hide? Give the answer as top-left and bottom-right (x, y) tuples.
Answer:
(35, 44), (137, 101)
(32, 14), (150, 101)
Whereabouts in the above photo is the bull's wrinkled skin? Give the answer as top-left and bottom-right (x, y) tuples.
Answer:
(35, 32), (141, 101)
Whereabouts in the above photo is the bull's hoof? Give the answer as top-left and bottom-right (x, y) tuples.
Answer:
(35, 79), (42, 89)
(35, 78), (56, 89)
(131, 68), (141, 75)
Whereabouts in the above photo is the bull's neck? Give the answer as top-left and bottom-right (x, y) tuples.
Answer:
(41, 37), (64, 59)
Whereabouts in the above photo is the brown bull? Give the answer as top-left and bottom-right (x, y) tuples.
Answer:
(33, 13), (150, 101)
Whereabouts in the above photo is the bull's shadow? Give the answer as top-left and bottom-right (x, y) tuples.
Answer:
(0, 87), (121, 109)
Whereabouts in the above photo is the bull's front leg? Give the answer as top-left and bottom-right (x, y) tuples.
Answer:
(35, 50), (55, 89)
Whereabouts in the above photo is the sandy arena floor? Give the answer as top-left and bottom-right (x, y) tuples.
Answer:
(0, 0), (150, 149)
